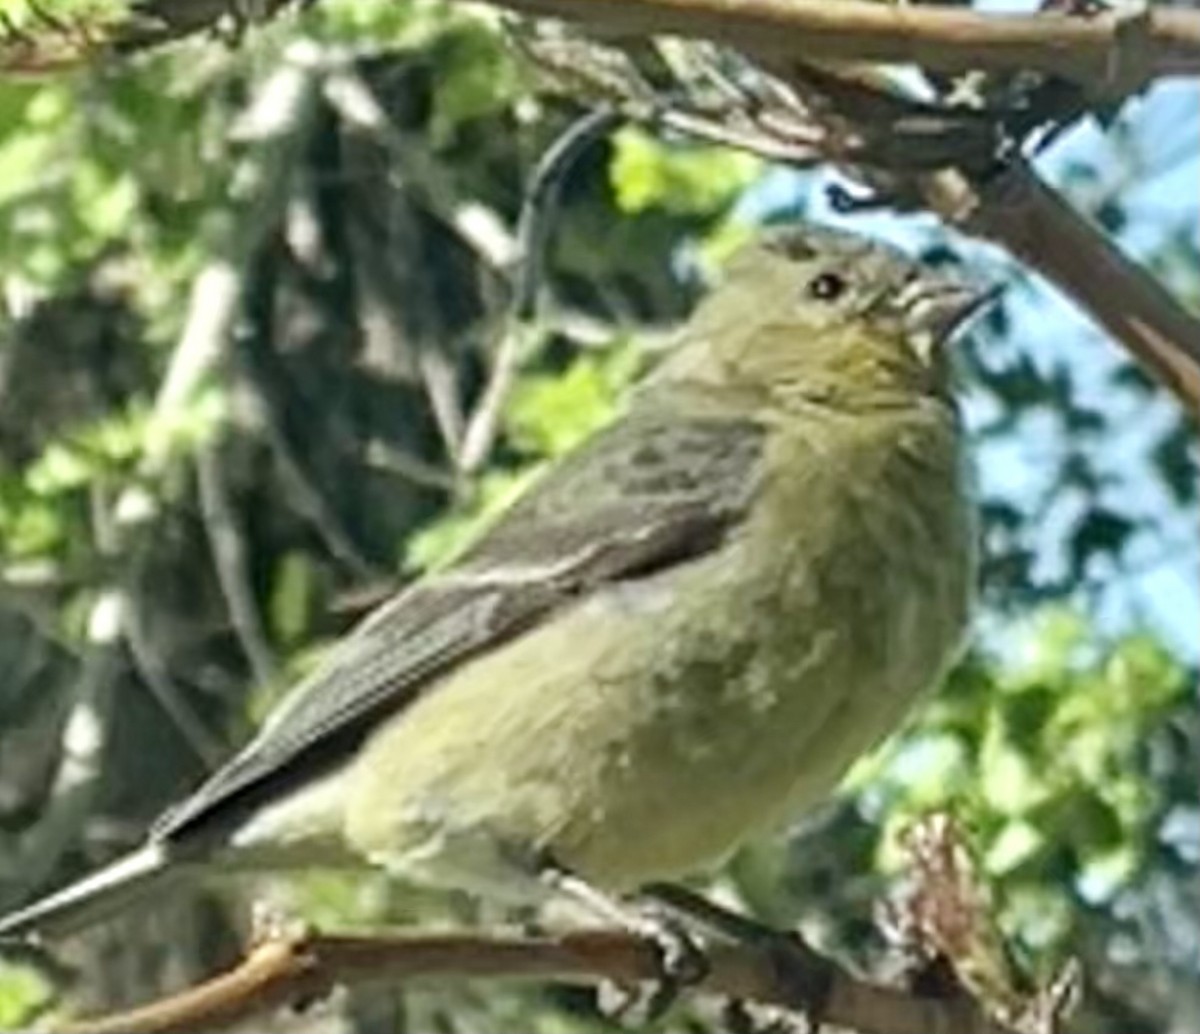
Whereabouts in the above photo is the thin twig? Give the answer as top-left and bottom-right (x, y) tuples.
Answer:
(936, 162), (1200, 416)
(511, 106), (623, 321)
(4, 493), (136, 922)
(143, 44), (324, 474)
(415, 346), (468, 466)
(233, 346), (386, 581)
(521, 30), (1000, 175)
(108, 43), (328, 746)
(196, 444), (280, 689)
(0, 651), (123, 922)
(124, 592), (225, 769)
(362, 440), (459, 494)
(324, 66), (520, 272)
(457, 108), (620, 475)
(518, 28), (1200, 415)
(62, 0), (1200, 88)
(323, 62), (526, 476)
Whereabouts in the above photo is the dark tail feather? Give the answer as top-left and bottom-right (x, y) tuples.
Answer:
(0, 842), (176, 942)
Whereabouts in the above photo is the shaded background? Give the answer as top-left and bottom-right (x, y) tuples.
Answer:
(0, 0), (1195, 1030)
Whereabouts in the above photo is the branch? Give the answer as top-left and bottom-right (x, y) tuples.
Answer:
(524, 37), (1200, 416)
(196, 445), (280, 689)
(468, 0), (1198, 89)
(123, 589), (225, 769)
(761, 60), (1200, 416)
(139, 40), (324, 476)
(9, 0), (1200, 89)
(924, 162), (1200, 416)
(49, 927), (1023, 1034)
(458, 107), (622, 475)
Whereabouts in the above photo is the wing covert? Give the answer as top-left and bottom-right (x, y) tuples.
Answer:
(154, 411), (765, 843)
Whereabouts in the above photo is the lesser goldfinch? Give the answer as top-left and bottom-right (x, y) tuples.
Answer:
(0, 223), (991, 943)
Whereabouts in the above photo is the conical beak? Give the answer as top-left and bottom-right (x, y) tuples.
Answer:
(902, 278), (1002, 345)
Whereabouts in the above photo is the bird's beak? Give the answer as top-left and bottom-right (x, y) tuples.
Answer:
(901, 278), (1002, 345)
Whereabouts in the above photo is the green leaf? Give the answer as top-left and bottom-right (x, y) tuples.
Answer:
(610, 126), (760, 215)
(985, 819), (1044, 876)
(269, 550), (319, 649)
(0, 961), (51, 1028)
(406, 467), (538, 573)
(507, 343), (638, 457)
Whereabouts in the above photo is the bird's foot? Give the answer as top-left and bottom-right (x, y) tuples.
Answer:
(644, 883), (834, 1030)
(722, 997), (810, 1034)
(541, 864), (710, 1023)
(600, 907), (710, 1023)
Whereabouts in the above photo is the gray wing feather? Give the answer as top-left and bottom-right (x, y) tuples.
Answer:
(154, 412), (765, 844)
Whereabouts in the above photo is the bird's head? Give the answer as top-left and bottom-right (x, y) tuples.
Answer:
(658, 223), (997, 412)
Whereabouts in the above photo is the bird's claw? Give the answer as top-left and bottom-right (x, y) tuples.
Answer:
(599, 911), (710, 1024)
(643, 884), (834, 1030)
(538, 863), (712, 1023)
(723, 997), (809, 1034)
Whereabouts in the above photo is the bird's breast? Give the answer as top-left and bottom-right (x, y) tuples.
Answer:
(542, 411), (973, 885)
(343, 408), (973, 895)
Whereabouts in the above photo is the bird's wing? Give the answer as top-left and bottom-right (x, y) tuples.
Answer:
(154, 411), (766, 843)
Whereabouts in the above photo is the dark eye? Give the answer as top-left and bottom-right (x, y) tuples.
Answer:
(806, 272), (847, 301)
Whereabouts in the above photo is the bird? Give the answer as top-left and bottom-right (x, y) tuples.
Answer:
(0, 222), (992, 948)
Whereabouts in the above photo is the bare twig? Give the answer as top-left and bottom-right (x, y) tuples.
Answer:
(233, 341), (386, 580)
(106, 42), (327, 748)
(143, 41), (326, 476)
(324, 65), (520, 272)
(0, 648), (123, 920)
(196, 445), (280, 688)
(3, 492), (134, 920)
(480, 0), (1200, 89)
(932, 162), (1200, 416)
(415, 346), (468, 467)
(32, 0), (1193, 90)
(51, 926), (1026, 1034)
(112, 0), (289, 53)
(323, 60), (522, 477)
(517, 31), (1200, 415)
(362, 440), (459, 493)
(0, 1), (112, 73)
(458, 107), (620, 475)
(887, 814), (1082, 1034)
(521, 29), (1004, 175)
(511, 106), (623, 322)
(124, 593), (226, 769)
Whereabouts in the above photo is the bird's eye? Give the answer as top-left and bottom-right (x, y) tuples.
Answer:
(806, 272), (848, 301)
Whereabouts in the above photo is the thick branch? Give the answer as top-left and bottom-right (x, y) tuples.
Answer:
(13, 0), (1196, 88)
(924, 163), (1200, 416)
(479, 0), (1200, 88)
(50, 928), (1020, 1034)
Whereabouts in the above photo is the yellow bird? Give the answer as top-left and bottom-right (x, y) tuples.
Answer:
(0, 223), (990, 947)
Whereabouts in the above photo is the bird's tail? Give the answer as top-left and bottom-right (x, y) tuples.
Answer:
(0, 842), (177, 943)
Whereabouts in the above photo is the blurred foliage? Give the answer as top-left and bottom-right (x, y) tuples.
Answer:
(883, 618), (1194, 971)
(0, 0), (1196, 1031)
